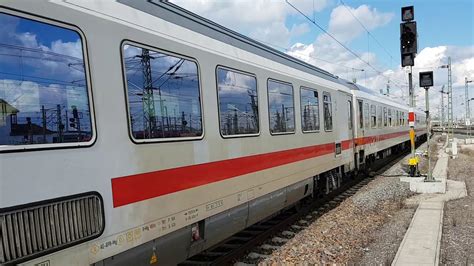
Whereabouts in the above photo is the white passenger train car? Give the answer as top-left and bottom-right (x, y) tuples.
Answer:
(350, 86), (427, 169)
(0, 1), (426, 265)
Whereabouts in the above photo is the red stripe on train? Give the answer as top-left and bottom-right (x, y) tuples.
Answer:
(112, 142), (335, 207)
(112, 130), (424, 207)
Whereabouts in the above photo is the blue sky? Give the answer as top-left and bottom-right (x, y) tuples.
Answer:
(285, 0), (473, 67)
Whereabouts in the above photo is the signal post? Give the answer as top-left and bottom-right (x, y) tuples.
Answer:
(420, 71), (434, 181)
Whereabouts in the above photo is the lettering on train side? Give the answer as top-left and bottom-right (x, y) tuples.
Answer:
(206, 199), (224, 211)
(184, 208), (199, 222)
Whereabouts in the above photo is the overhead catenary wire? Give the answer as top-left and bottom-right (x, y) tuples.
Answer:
(252, 37), (365, 72)
(339, 0), (396, 69)
(285, 0), (407, 95)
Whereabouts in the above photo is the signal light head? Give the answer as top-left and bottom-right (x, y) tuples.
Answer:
(401, 6), (414, 21)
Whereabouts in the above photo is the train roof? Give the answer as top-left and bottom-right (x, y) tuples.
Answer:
(346, 81), (414, 111)
(116, 0), (420, 113)
(117, 0), (352, 88)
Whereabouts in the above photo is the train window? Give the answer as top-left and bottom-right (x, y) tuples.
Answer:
(348, 100), (353, 130)
(217, 67), (258, 136)
(358, 100), (363, 129)
(377, 106), (382, 128)
(323, 92), (333, 131)
(399, 111), (403, 125)
(122, 43), (203, 141)
(0, 12), (94, 149)
(300, 87), (319, 132)
(364, 103), (369, 128)
(396, 111), (399, 126)
(371, 105), (376, 128)
(383, 107), (387, 127)
(388, 109), (392, 126)
(267, 79), (295, 134)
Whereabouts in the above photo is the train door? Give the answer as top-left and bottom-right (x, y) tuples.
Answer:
(357, 100), (364, 169)
(347, 98), (355, 170)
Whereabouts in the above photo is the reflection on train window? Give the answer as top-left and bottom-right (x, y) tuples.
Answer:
(377, 106), (382, 128)
(358, 100), (363, 129)
(323, 92), (332, 131)
(300, 87), (319, 132)
(371, 104), (376, 128)
(267, 80), (294, 134)
(0, 12), (92, 146)
(383, 107), (387, 127)
(388, 108), (392, 126)
(364, 103), (369, 129)
(348, 100), (353, 130)
(217, 67), (258, 136)
(122, 44), (203, 140)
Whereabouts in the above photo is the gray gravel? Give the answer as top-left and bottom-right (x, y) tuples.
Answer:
(262, 163), (418, 264)
(352, 177), (412, 211)
(356, 206), (416, 265)
(440, 148), (474, 265)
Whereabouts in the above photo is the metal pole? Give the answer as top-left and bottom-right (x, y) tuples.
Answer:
(41, 105), (46, 143)
(466, 77), (469, 127)
(425, 87), (433, 181)
(440, 85), (445, 130)
(466, 77), (473, 138)
(447, 57), (453, 141)
(408, 66), (417, 176)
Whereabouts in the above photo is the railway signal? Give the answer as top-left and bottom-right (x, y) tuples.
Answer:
(400, 6), (417, 67)
(419, 71), (434, 181)
(401, 5), (419, 177)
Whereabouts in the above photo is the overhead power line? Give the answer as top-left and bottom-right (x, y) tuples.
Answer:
(252, 37), (365, 72)
(285, 0), (407, 93)
(339, 0), (395, 68)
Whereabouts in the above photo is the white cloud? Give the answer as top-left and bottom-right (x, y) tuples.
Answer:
(170, 0), (329, 47)
(328, 5), (393, 43)
(359, 45), (474, 120)
(171, 1), (473, 121)
(286, 4), (394, 81)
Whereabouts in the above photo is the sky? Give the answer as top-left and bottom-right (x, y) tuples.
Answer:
(170, 0), (474, 121)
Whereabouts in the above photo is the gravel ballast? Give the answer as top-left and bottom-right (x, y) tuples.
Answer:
(440, 146), (474, 265)
(262, 166), (416, 264)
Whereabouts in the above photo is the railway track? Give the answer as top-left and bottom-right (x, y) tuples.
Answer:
(179, 148), (411, 266)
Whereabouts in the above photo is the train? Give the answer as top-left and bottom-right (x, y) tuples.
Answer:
(0, 1), (427, 265)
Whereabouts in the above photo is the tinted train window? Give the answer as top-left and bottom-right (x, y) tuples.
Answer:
(348, 100), (353, 130)
(383, 107), (387, 127)
(388, 109), (392, 126)
(358, 100), (363, 129)
(122, 43), (203, 140)
(300, 87), (319, 132)
(377, 106), (382, 128)
(364, 103), (369, 128)
(267, 80), (294, 134)
(217, 67), (258, 136)
(371, 105), (376, 128)
(323, 92), (333, 131)
(0, 12), (93, 147)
